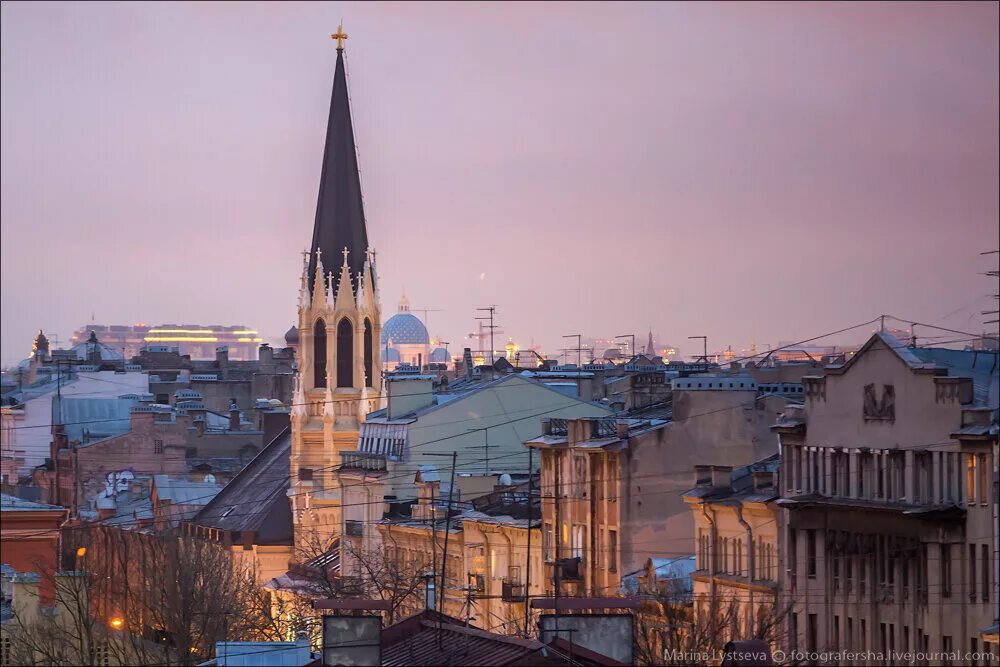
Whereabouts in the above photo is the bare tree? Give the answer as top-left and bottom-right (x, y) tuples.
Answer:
(4, 524), (295, 666)
(634, 587), (792, 666)
(341, 529), (431, 625)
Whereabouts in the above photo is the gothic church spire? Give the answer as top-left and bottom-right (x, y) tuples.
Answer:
(307, 30), (369, 293)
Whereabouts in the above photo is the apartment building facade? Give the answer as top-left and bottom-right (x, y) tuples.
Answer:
(774, 332), (998, 663)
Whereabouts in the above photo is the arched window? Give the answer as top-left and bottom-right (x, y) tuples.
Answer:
(337, 318), (354, 388)
(363, 318), (373, 387)
(313, 319), (327, 388)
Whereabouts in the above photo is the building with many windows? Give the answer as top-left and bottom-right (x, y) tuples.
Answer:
(70, 323), (264, 361)
(774, 332), (998, 663)
(683, 456), (782, 650)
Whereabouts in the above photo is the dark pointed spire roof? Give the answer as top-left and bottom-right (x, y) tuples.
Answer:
(308, 45), (369, 293)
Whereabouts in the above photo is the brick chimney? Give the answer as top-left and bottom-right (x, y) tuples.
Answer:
(752, 470), (775, 493)
(710, 466), (733, 489)
(215, 346), (229, 379)
(258, 343), (274, 365)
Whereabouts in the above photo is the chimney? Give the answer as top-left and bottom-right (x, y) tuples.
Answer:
(216, 346), (229, 378)
(752, 470), (775, 493)
(387, 376), (434, 419)
(463, 348), (474, 377)
(710, 466), (733, 489)
(228, 398), (240, 430)
(258, 343), (274, 365)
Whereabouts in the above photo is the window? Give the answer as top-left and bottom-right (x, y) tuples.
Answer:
(789, 528), (798, 591)
(982, 544), (990, 603)
(941, 544), (952, 598)
(979, 454), (989, 506)
(833, 554), (840, 592)
(858, 452), (868, 498)
(608, 529), (618, 572)
(571, 524), (585, 561)
(363, 318), (373, 387)
(902, 553), (910, 600)
(543, 523), (554, 561)
(945, 453), (955, 502)
(313, 319), (327, 388)
(967, 455), (978, 504)
(970, 544), (977, 600)
(846, 553), (853, 594)
(807, 613), (817, 652)
(807, 529), (817, 577)
(153, 439), (163, 454)
(336, 318), (353, 387)
(573, 456), (587, 498)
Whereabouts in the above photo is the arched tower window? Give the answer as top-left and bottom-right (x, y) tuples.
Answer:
(337, 318), (354, 388)
(364, 318), (373, 387)
(313, 319), (327, 388)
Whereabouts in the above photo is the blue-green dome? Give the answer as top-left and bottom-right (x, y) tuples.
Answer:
(381, 312), (429, 346)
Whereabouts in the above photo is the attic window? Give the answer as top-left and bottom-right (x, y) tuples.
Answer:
(221, 507), (235, 518)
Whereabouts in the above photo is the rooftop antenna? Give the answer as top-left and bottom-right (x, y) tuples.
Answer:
(688, 335), (708, 365)
(614, 334), (635, 358)
(982, 250), (999, 326)
(475, 306), (500, 365)
(562, 334), (583, 372)
(412, 307), (443, 334)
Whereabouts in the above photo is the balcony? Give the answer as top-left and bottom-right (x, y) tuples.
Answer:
(340, 451), (387, 472)
(345, 520), (364, 537)
(553, 557), (582, 582)
(502, 579), (526, 602)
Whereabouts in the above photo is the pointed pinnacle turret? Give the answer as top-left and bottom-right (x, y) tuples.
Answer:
(307, 32), (368, 294)
(298, 249), (312, 309)
(312, 248), (327, 299)
(334, 247), (355, 309)
(326, 271), (337, 309)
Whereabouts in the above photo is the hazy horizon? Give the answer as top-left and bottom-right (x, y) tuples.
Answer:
(2, 1), (998, 366)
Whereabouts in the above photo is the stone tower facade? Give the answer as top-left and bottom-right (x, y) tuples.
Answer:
(289, 38), (383, 551)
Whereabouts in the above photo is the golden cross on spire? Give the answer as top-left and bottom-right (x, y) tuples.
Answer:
(331, 24), (348, 50)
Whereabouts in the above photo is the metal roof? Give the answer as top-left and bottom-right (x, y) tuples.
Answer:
(381, 611), (543, 666)
(190, 427), (293, 544)
(1, 493), (66, 512)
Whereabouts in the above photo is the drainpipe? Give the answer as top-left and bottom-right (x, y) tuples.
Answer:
(735, 505), (755, 638)
(701, 503), (717, 638)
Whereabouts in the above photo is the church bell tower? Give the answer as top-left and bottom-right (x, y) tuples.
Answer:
(290, 26), (382, 549)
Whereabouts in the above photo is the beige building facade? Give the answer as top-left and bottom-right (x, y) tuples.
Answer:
(527, 386), (789, 601)
(775, 332), (998, 664)
(683, 458), (782, 649)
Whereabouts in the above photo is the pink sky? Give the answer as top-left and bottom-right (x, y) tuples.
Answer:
(2, 1), (997, 365)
